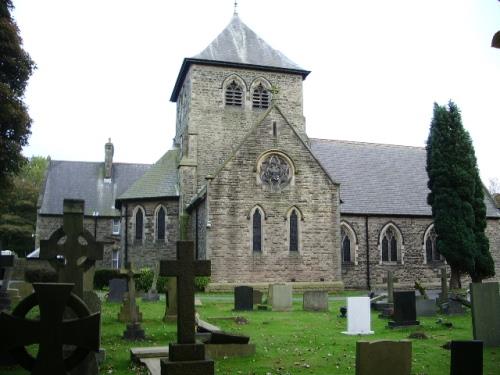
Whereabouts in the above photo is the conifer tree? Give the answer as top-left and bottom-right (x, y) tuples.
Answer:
(426, 101), (495, 288)
(0, 0), (35, 191)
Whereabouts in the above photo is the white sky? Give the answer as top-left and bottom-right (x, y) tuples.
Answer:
(13, 0), (500, 185)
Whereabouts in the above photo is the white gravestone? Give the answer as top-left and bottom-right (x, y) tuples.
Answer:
(342, 296), (374, 335)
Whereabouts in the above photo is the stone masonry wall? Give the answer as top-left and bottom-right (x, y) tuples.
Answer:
(206, 107), (341, 284)
(123, 200), (179, 269)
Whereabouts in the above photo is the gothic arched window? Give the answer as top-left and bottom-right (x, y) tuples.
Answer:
(156, 206), (166, 241)
(341, 227), (351, 263)
(252, 83), (270, 109)
(225, 80), (243, 106)
(135, 209), (144, 241)
(424, 225), (441, 263)
(380, 225), (401, 262)
(252, 208), (262, 252)
(289, 209), (299, 252)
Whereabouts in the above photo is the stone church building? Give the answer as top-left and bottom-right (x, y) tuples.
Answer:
(36, 15), (500, 290)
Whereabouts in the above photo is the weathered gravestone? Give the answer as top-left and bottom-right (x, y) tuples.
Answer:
(253, 289), (263, 305)
(121, 263), (145, 340)
(450, 340), (483, 375)
(388, 291), (420, 328)
(0, 283), (100, 375)
(269, 283), (292, 312)
(108, 278), (127, 303)
(234, 286), (253, 311)
(415, 298), (438, 317)
(342, 297), (374, 335)
(0, 251), (15, 312)
(143, 262), (160, 302)
(39, 199), (104, 300)
(355, 340), (412, 375)
(470, 282), (500, 347)
(160, 241), (214, 374)
(303, 290), (329, 312)
(438, 267), (448, 305)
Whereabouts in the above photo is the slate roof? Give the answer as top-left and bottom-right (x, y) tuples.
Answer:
(117, 149), (179, 201)
(310, 139), (500, 218)
(39, 160), (151, 217)
(170, 15), (310, 102)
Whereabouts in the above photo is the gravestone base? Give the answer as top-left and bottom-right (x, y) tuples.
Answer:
(118, 296), (143, 322)
(388, 320), (420, 329)
(123, 322), (146, 341)
(169, 343), (205, 361)
(160, 358), (214, 375)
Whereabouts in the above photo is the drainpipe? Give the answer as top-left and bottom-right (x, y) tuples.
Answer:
(124, 203), (129, 264)
(365, 216), (371, 290)
(93, 211), (99, 239)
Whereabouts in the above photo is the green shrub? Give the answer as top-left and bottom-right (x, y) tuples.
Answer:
(195, 276), (210, 292)
(136, 268), (154, 292)
(93, 269), (123, 290)
(25, 268), (57, 283)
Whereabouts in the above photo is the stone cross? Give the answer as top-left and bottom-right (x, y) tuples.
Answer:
(0, 283), (100, 375)
(387, 270), (394, 304)
(160, 241), (210, 344)
(40, 199), (104, 299)
(121, 262), (145, 340)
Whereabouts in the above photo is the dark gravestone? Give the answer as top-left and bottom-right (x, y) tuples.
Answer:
(356, 340), (412, 375)
(0, 252), (15, 312)
(450, 340), (483, 375)
(121, 263), (145, 340)
(0, 283), (100, 375)
(39, 199), (104, 299)
(160, 241), (214, 375)
(253, 290), (263, 305)
(470, 282), (500, 347)
(388, 291), (420, 328)
(234, 286), (253, 311)
(209, 332), (250, 345)
(108, 278), (127, 303)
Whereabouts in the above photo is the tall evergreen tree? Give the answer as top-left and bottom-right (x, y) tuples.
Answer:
(426, 101), (495, 288)
(0, 0), (35, 191)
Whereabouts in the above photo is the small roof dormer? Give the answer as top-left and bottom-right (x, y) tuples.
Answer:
(170, 15), (310, 102)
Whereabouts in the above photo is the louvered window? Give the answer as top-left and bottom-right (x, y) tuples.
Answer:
(252, 83), (270, 109)
(225, 80), (243, 106)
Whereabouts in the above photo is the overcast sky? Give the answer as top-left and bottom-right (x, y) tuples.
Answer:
(12, 0), (500, 186)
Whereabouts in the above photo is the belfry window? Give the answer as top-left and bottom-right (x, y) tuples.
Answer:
(225, 80), (243, 106)
(252, 83), (270, 109)
(252, 209), (262, 252)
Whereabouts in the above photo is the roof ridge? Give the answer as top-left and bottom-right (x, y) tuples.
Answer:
(310, 138), (425, 150)
(49, 159), (152, 166)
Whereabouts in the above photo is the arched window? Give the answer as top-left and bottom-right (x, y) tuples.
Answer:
(289, 209), (299, 252)
(379, 223), (403, 263)
(225, 80), (243, 106)
(252, 83), (270, 109)
(156, 206), (166, 241)
(252, 208), (262, 252)
(340, 222), (358, 264)
(135, 208), (144, 241)
(341, 227), (351, 262)
(423, 224), (441, 263)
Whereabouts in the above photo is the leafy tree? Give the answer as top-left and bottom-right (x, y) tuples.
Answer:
(0, 156), (48, 255)
(426, 101), (495, 288)
(0, 0), (35, 191)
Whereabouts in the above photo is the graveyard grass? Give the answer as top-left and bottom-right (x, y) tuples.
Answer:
(2, 293), (499, 375)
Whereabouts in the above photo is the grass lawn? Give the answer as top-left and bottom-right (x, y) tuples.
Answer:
(1, 293), (499, 374)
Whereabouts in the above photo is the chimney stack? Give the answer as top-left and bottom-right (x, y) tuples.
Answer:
(105, 138), (114, 179)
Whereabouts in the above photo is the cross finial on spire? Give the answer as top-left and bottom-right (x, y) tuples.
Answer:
(234, 0), (238, 16)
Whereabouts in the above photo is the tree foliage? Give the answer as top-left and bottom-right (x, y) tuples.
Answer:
(426, 101), (494, 285)
(0, 0), (35, 191)
(0, 156), (48, 255)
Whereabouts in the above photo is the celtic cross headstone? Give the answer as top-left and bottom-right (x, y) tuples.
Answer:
(39, 199), (103, 299)
(0, 283), (100, 375)
(159, 241), (214, 374)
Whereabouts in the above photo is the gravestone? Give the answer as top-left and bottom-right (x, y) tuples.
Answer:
(388, 291), (420, 328)
(0, 283), (100, 375)
(39, 199), (104, 300)
(0, 251), (15, 311)
(355, 340), (412, 375)
(234, 286), (254, 311)
(108, 278), (127, 303)
(160, 241), (214, 374)
(342, 297), (374, 335)
(387, 270), (394, 304)
(303, 290), (329, 312)
(415, 298), (437, 317)
(444, 299), (465, 315)
(163, 277), (178, 322)
(143, 262), (160, 302)
(470, 282), (500, 347)
(450, 340), (483, 375)
(252, 290), (263, 305)
(269, 283), (292, 312)
(438, 267), (448, 305)
(121, 263), (145, 340)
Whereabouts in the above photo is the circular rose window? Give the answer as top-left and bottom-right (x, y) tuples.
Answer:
(259, 153), (292, 191)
